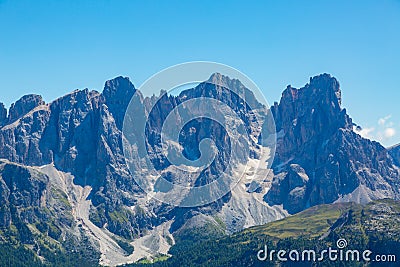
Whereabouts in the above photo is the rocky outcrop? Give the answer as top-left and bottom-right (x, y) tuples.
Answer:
(266, 164), (308, 213)
(0, 103), (50, 166)
(271, 74), (352, 164)
(8, 94), (45, 123)
(389, 144), (400, 167)
(102, 76), (136, 129)
(266, 74), (400, 213)
(0, 102), (6, 125)
(0, 161), (47, 228)
(0, 160), (73, 242)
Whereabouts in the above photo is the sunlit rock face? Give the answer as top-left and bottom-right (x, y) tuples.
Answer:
(266, 73), (400, 213)
(0, 73), (399, 265)
(389, 144), (400, 167)
(0, 73), (282, 261)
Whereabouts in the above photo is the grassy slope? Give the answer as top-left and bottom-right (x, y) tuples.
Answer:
(129, 199), (400, 267)
(246, 202), (354, 239)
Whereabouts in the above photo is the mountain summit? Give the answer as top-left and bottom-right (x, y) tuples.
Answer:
(267, 73), (400, 213)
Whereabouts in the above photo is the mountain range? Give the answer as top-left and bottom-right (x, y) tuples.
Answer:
(0, 73), (399, 266)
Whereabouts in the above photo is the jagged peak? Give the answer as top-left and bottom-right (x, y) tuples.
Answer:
(281, 73), (341, 106)
(0, 102), (7, 124)
(275, 73), (352, 139)
(281, 85), (299, 102)
(8, 94), (45, 123)
(11, 94), (44, 106)
(103, 76), (135, 96)
(207, 72), (246, 90)
(102, 76), (136, 129)
(49, 88), (100, 109)
(308, 73), (341, 105)
(207, 72), (225, 81)
(309, 73), (337, 85)
(201, 72), (264, 109)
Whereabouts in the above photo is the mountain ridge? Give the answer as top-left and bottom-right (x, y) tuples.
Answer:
(0, 73), (399, 266)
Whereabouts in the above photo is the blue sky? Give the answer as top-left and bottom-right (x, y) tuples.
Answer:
(0, 0), (399, 147)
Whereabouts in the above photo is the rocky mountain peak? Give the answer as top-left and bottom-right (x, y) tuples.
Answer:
(207, 72), (245, 90)
(8, 94), (45, 123)
(281, 85), (297, 101)
(200, 72), (263, 110)
(102, 76), (136, 129)
(274, 73), (351, 137)
(0, 102), (6, 125)
(266, 73), (399, 214)
(281, 73), (341, 109)
(309, 73), (341, 105)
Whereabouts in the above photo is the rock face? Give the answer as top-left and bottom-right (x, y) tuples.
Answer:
(0, 160), (73, 241)
(0, 103), (6, 125)
(0, 81), (150, 241)
(0, 73), (399, 265)
(8, 94), (45, 123)
(0, 74), (284, 265)
(127, 73), (282, 233)
(389, 144), (400, 167)
(102, 76), (136, 129)
(266, 74), (400, 213)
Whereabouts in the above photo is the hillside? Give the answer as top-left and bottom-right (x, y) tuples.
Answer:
(130, 199), (400, 266)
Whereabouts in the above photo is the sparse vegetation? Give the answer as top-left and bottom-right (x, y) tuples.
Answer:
(128, 199), (400, 267)
(115, 238), (135, 255)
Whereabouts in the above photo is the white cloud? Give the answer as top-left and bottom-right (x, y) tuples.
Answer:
(353, 115), (397, 146)
(378, 115), (391, 126)
(353, 126), (375, 139)
(384, 127), (396, 138)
